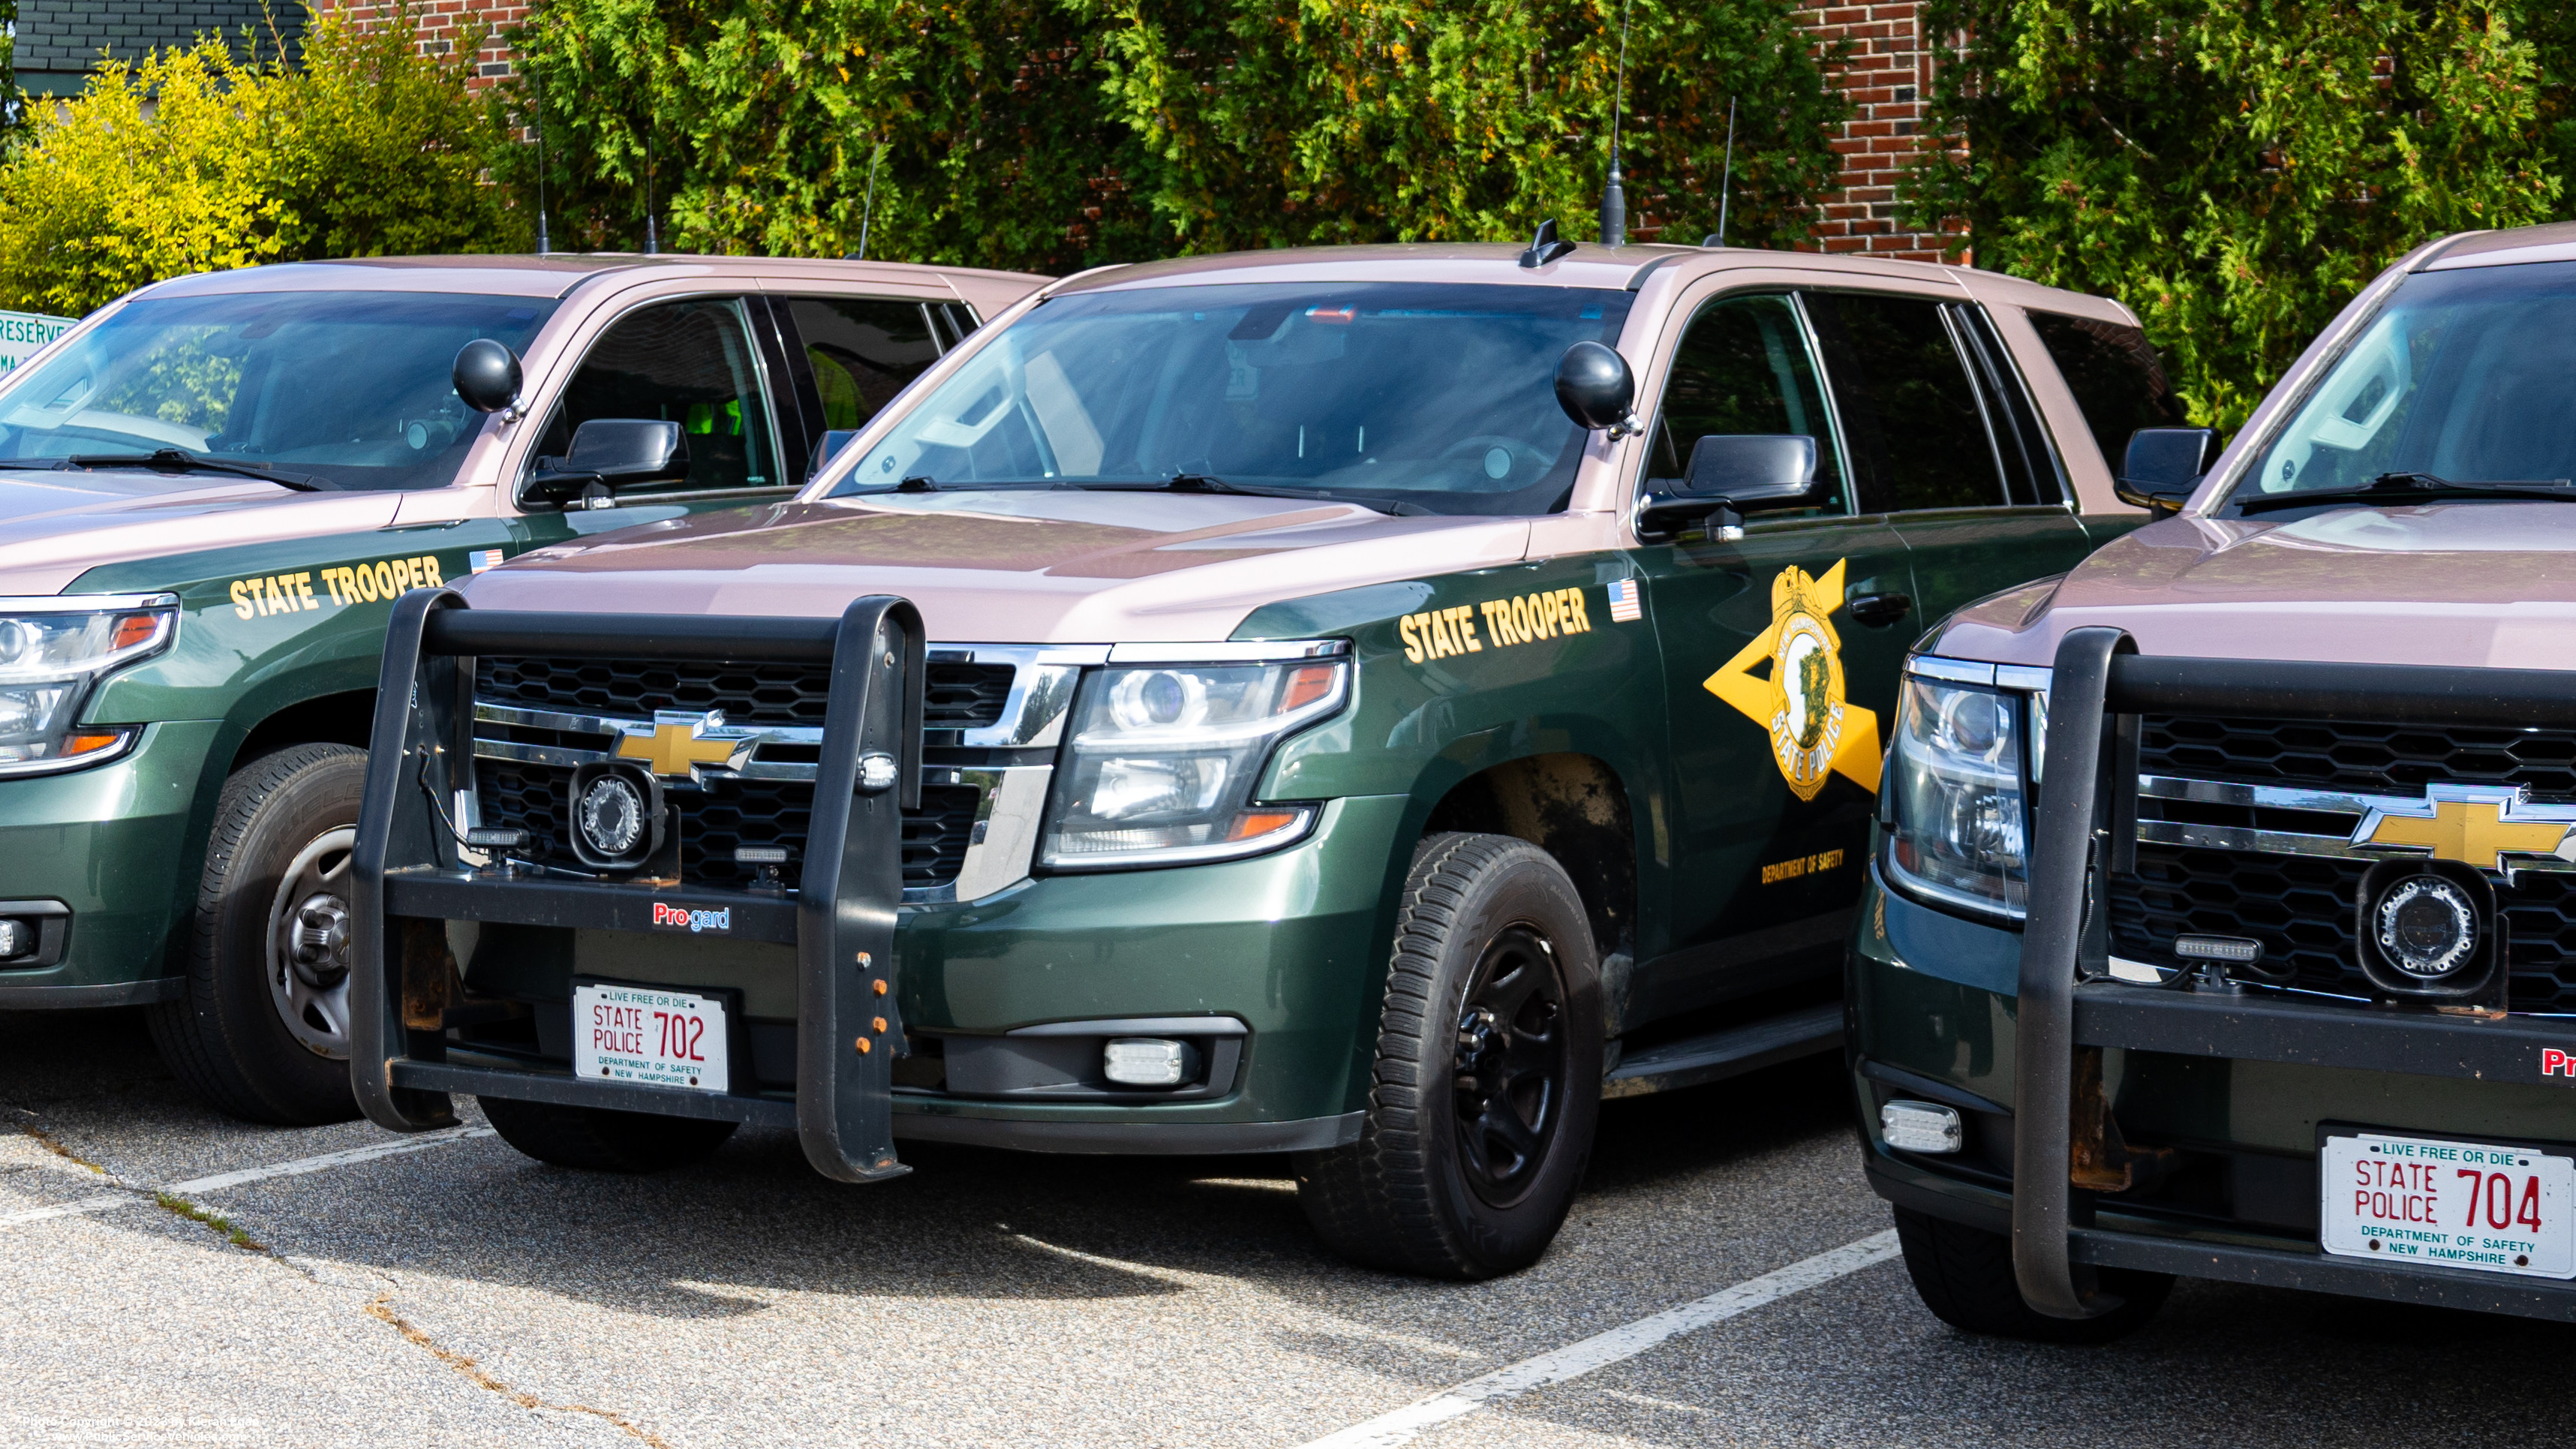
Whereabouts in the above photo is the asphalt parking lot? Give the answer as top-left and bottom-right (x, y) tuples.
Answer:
(8, 1008), (2576, 1449)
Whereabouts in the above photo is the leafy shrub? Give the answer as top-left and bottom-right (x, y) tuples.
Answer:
(0, 4), (520, 316)
(505, 0), (1847, 272)
(1907, 0), (2566, 431)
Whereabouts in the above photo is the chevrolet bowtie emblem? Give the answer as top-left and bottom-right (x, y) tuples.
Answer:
(2352, 784), (2576, 873)
(616, 711), (744, 780)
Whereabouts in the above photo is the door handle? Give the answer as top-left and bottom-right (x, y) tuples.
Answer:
(1846, 591), (1913, 627)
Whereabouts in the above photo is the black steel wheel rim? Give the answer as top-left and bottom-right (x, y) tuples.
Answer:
(1450, 924), (1566, 1208)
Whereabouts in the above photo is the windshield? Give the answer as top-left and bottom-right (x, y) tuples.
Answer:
(828, 282), (1635, 515)
(2235, 260), (2576, 507)
(0, 290), (558, 491)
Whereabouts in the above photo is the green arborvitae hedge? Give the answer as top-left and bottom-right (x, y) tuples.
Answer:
(500, 0), (1848, 272)
(1907, 0), (2571, 432)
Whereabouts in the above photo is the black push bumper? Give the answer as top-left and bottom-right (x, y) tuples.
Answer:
(2013, 636), (2576, 1320)
(349, 591), (925, 1183)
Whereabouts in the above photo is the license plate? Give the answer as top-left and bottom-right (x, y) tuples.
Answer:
(2320, 1132), (2576, 1279)
(573, 982), (729, 1094)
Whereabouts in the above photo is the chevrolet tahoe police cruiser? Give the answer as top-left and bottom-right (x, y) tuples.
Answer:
(1856, 220), (2576, 1336)
(0, 254), (1042, 1124)
(350, 235), (2169, 1277)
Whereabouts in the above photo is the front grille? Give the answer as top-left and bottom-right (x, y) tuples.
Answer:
(2142, 714), (2576, 798)
(476, 656), (1016, 730)
(476, 759), (981, 890)
(2109, 844), (2370, 996)
(2115, 713), (2576, 1011)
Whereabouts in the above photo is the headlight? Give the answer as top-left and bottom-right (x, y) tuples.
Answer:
(1042, 652), (1349, 869)
(1884, 673), (2027, 919)
(0, 595), (177, 777)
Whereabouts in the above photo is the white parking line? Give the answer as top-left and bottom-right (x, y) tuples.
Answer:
(0, 1126), (494, 1228)
(1297, 1229), (1902, 1449)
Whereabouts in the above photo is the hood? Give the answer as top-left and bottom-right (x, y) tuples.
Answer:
(1931, 503), (2576, 672)
(0, 468), (401, 595)
(457, 490), (1534, 642)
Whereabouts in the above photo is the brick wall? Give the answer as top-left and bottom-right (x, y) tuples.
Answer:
(309, 0), (527, 91)
(1794, 0), (1964, 263)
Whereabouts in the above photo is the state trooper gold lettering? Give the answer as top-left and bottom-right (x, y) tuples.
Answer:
(1400, 588), (1594, 664)
(229, 554), (446, 620)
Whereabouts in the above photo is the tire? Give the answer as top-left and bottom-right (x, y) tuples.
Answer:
(1892, 1206), (2172, 1343)
(147, 744), (369, 1125)
(479, 1096), (738, 1173)
(1297, 832), (1603, 1279)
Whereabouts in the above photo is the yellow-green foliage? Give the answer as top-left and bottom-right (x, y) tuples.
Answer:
(0, 4), (521, 317)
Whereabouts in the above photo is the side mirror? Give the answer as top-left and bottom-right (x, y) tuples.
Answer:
(452, 338), (523, 416)
(2117, 427), (2218, 516)
(1555, 341), (1637, 434)
(525, 419), (690, 509)
(1635, 434), (1823, 541)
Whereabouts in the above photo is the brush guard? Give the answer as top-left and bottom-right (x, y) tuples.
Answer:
(349, 590), (925, 1183)
(2015, 631), (2576, 1320)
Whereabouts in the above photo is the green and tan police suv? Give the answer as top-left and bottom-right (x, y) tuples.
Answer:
(348, 236), (2178, 1276)
(0, 254), (1043, 1123)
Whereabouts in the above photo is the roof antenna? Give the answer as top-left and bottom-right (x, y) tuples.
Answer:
(846, 140), (885, 261)
(642, 131), (659, 255)
(1598, 0), (1634, 247)
(1519, 218), (1577, 268)
(528, 24), (552, 255)
(1704, 97), (1738, 248)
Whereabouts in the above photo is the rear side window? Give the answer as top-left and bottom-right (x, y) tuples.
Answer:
(786, 298), (942, 429)
(1804, 291), (2004, 513)
(2026, 311), (2186, 472)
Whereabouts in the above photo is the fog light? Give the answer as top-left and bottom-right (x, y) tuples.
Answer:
(1103, 1038), (1194, 1087)
(2375, 875), (2478, 979)
(1881, 1099), (1963, 1153)
(0, 918), (30, 960)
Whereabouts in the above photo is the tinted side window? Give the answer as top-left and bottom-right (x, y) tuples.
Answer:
(1805, 291), (2005, 513)
(537, 297), (780, 496)
(787, 298), (942, 429)
(1950, 304), (2067, 506)
(1646, 292), (1845, 509)
(2026, 311), (2186, 471)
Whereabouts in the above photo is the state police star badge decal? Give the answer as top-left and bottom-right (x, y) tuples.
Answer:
(1702, 559), (1882, 803)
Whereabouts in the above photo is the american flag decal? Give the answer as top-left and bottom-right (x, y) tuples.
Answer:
(1607, 579), (1642, 622)
(468, 548), (504, 573)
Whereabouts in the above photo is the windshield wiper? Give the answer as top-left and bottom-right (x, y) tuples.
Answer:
(63, 449), (334, 492)
(1069, 474), (1406, 514)
(2233, 470), (2574, 516)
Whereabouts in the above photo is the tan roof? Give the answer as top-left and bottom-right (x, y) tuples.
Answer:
(1046, 241), (2139, 326)
(141, 254), (1051, 312)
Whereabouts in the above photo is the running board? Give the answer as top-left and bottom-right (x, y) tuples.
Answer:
(1601, 1001), (1844, 1100)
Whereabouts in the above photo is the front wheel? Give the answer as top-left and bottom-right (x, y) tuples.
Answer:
(1892, 1206), (2171, 1342)
(148, 744), (368, 1125)
(1297, 832), (1602, 1279)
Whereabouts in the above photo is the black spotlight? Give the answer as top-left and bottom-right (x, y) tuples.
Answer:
(2355, 858), (2505, 1007)
(567, 761), (666, 872)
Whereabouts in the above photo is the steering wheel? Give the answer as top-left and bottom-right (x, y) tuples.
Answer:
(1441, 434), (1550, 484)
